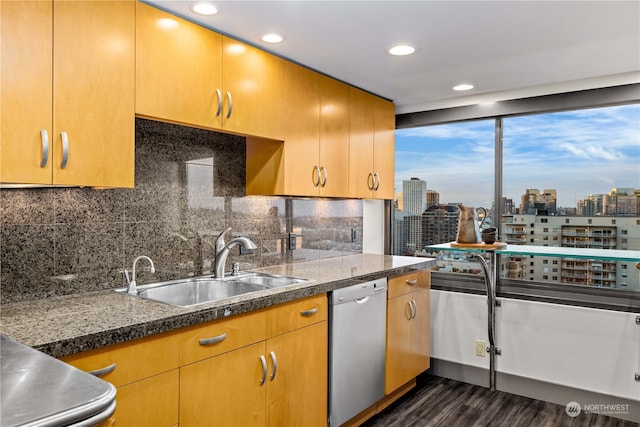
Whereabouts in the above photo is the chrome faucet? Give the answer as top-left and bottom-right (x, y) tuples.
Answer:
(125, 255), (156, 294)
(214, 227), (257, 278)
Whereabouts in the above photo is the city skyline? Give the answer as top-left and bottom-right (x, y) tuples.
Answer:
(395, 104), (640, 209)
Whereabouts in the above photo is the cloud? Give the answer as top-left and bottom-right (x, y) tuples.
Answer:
(557, 142), (625, 160)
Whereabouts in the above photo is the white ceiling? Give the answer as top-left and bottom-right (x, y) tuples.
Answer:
(147, 1), (640, 114)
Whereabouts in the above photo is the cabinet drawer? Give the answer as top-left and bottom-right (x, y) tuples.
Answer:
(61, 331), (180, 387)
(387, 270), (430, 299)
(179, 309), (266, 366)
(266, 294), (328, 337)
(115, 369), (179, 426)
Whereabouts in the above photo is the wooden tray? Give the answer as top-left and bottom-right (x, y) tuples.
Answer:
(451, 241), (507, 250)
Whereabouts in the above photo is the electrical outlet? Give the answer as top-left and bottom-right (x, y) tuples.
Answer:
(475, 340), (486, 357)
(288, 232), (297, 250)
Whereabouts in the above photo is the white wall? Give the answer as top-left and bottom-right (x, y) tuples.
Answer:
(362, 200), (385, 254)
(430, 289), (640, 401)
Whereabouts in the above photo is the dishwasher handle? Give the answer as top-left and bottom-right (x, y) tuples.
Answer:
(355, 296), (370, 304)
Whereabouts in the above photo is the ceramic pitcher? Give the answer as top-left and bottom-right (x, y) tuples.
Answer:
(456, 205), (487, 244)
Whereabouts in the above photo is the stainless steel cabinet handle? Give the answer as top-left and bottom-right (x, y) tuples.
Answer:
(269, 351), (277, 381)
(60, 131), (69, 169)
(410, 300), (417, 319)
(88, 363), (116, 377)
(320, 166), (327, 187)
(367, 172), (375, 190)
(40, 129), (49, 168)
(225, 91), (233, 119)
(406, 279), (417, 286)
(373, 173), (380, 191)
(199, 332), (227, 346)
(259, 355), (267, 385)
(312, 166), (321, 187)
(215, 88), (222, 117)
(300, 307), (318, 317)
(405, 301), (412, 320)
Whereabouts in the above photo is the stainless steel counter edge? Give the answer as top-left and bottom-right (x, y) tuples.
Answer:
(0, 254), (435, 358)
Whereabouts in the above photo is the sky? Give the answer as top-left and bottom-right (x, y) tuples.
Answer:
(395, 104), (640, 209)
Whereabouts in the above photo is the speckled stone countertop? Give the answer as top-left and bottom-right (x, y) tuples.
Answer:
(0, 254), (435, 358)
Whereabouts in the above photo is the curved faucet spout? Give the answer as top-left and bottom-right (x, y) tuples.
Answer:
(214, 234), (257, 278)
(127, 255), (155, 294)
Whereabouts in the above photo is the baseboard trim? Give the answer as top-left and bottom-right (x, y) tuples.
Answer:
(427, 358), (639, 423)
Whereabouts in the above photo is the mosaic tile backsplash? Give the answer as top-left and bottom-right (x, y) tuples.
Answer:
(0, 118), (363, 304)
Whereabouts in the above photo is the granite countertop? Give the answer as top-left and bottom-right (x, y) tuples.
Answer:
(0, 254), (435, 358)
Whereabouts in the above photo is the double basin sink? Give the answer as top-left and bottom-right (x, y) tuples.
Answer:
(116, 272), (311, 307)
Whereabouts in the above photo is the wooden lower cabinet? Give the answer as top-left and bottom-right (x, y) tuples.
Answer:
(385, 271), (431, 395)
(180, 342), (266, 427)
(266, 322), (328, 427)
(115, 370), (179, 426)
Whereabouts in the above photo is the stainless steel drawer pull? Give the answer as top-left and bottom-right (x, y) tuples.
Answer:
(269, 351), (278, 381)
(405, 301), (412, 320)
(373, 173), (381, 191)
(40, 129), (49, 167)
(199, 332), (227, 346)
(320, 166), (327, 187)
(312, 166), (321, 187)
(259, 355), (267, 385)
(225, 91), (233, 119)
(60, 131), (69, 169)
(406, 279), (417, 285)
(88, 363), (116, 377)
(300, 307), (318, 317)
(215, 88), (222, 117)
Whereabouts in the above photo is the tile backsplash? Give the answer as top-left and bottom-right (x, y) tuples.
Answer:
(0, 118), (362, 304)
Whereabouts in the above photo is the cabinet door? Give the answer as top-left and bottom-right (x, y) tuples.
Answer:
(52, 0), (134, 187)
(319, 76), (350, 197)
(372, 96), (395, 199)
(222, 37), (285, 140)
(283, 63), (320, 196)
(348, 87), (375, 198)
(266, 322), (328, 427)
(1, 0), (53, 184)
(412, 288), (431, 375)
(180, 342), (267, 427)
(385, 292), (415, 394)
(136, 2), (223, 130)
(115, 369), (179, 426)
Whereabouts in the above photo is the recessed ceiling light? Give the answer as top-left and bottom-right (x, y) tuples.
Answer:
(387, 44), (416, 56)
(190, 2), (218, 16)
(453, 84), (474, 91)
(260, 33), (285, 43)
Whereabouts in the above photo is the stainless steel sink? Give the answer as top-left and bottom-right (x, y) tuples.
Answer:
(115, 272), (311, 307)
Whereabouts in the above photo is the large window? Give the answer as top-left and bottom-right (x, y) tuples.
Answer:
(392, 94), (640, 295)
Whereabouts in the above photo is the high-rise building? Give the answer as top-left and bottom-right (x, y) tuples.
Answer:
(422, 205), (459, 246)
(403, 177), (427, 216)
(426, 190), (440, 208)
(501, 214), (639, 290)
(519, 189), (557, 215)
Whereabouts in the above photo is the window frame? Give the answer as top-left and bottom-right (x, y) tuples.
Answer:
(394, 83), (640, 312)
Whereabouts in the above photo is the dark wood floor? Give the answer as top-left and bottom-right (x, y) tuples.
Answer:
(362, 375), (638, 427)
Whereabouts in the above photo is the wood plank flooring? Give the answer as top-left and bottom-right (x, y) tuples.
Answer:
(362, 375), (638, 427)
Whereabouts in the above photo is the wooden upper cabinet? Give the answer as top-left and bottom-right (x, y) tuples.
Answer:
(136, 1), (223, 130)
(372, 96), (395, 199)
(319, 75), (350, 197)
(135, 4), (285, 140)
(1, 0), (135, 187)
(282, 62), (321, 196)
(1, 0), (53, 185)
(221, 37), (285, 140)
(348, 87), (395, 199)
(348, 87), (375, 198)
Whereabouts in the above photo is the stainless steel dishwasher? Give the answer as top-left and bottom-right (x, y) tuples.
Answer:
(329, 278), (387, 426)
